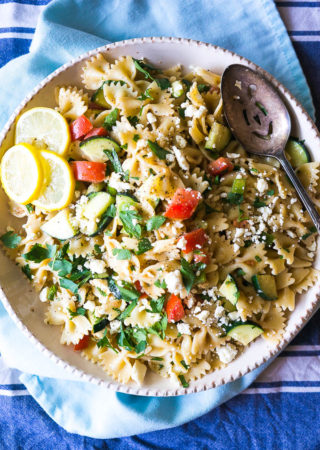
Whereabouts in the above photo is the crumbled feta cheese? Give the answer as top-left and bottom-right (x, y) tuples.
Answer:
(234, 228), (245, 238)
(146, 112), (157, 124)
(214, 305), (225, 319)
(260, 206), (273, 222)
(110, 320), (121, 334)
(226, 153), (241, 159)
(216, 344), (238, 364)
(220, 192), (227, 198)
(176, 135), (187, 148)
(177, 236), (187, 251)
(83, 300), (95, 311)
(108, 172), (131, 192)
(195, 309), (210, 323)
(308, 252), (315, 259)
(256, 178), (268, 194)
(177, 322), (191, 335)
(84, 259), (106, 274)
(194, 305), (202, 315)
(287, 230), (296, 239)
(184, 105), (198, 117)
(166, 153), (175, 162)
(165, 270), (184, 296)
(194, 105), (207, 119)
(228, 311), (240, 321)
(172, 146), (190, 171)
(233, 243), (240, 252)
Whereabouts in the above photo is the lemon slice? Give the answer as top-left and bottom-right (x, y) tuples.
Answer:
(0, 143), (43, 204)
(33, 150), (75, 211)
(15, 107), (70, 156)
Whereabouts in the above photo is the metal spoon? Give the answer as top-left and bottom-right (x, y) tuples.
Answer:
(221, 63), (320, 234)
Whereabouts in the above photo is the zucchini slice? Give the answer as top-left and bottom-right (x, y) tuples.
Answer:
(80, 191), (115, 236)
(171, 80), (184, 98)
(205, 121), (231, 151)
(221, 299), (237, 313)
(219, 274), (239, 305)
(80, 137), (121, 162)
(116, 192), (139, 212)
(41, 209), (78, 240)
(91, 80), (126, 108)
(252, 274), (278, 300)
(226, 321), (263, 345)
(285, 137), (311, 169)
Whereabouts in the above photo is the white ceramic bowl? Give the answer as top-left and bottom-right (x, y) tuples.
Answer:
(0, 37), (319, 396)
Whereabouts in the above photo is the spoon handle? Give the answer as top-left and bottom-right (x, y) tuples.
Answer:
(278, 155), (320, 234)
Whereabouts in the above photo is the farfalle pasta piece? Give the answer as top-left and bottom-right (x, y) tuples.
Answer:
(55, 86), (88, 120)
(81, 53), (110, 90)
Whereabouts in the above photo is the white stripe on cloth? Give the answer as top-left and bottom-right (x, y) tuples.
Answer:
(0, 3), (45, 29)
(244, 386), (320, 394)
(0, 32), (33, 39)
(0, 389), (29, 397)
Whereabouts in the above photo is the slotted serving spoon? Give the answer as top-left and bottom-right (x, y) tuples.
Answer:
(221, 64), (320, 233)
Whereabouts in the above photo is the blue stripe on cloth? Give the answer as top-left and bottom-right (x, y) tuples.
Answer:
(0, 27), (35, 33)
(276, 1), (320, 6)
(0, 384), (26, 390)
(0, 38), (31, 67)
(1, 393), (320, 448)
(0, 0), (49, 4)
(289, 31), (320, 36)
(252, 381), (320, 388)
(281, 350), (320, 357)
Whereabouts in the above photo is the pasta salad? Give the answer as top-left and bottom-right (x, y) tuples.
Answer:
(0, 53), (319, 387)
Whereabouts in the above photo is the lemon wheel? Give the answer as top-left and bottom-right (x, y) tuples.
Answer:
(0, 143), (43, 204)
(33, 150), (75, 211)
(15, 107), (70, 156)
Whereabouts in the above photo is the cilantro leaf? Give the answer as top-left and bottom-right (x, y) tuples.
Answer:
(59, 277), (78, 293)
(137, 88), (154, 101)
(133, 58), (157, 80)
(97, 329), (118, 353)
(103, 108), (119, 131)
(94, 244), (102, 255)
(226, 193), (244, 205)
(49, 258), (72, 276)
(117, 299), (138, 320)
(21, 264), (32, 280)
(147, 140), (170, 160)
(148, 314), (167, 340)
(180, 258), (206, 293)
(68, 307), (86, 318)
(146, 215), (166, 231)
(197, 84), (210, 93)
(178, 107), (185, 118)
(180, 360), (189, 370)
(136, 238), (152, 255)
(25, 203), (34, 213)
(119, 209), (143, 239)
(127, 116), (139, 127)
(267, 190), (275, 196)
(104, 148), (123, 173)
(133, 134), (140, 142)
(108, 277), (140, 302)
(47, 285), (57, 300)
(147, 295), (165, 314)
(155, 78), (170, 90)
(253, 198), (266, 208)
(23, 243), (56, 263)
(154, 279), (167, 289)
(117, 323), (135, 351)
(178, 374), (189, 388)
(112, 248), (132, 260)
(0, 231), (21, 249)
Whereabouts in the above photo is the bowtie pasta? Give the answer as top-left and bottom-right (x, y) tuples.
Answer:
(1, 53), (319, 388)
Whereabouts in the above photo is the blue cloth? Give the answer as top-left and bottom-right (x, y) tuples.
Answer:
(0, 0), (316, 440)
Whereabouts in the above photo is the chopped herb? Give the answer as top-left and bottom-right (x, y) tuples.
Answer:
(108, 277), (140, 302)
(117, 299), (138, 320)
(177, 332), (182, 338)
(68, 307), (86, 318)
(119, 209), (143, 239)
(238, 207), (249, 221)
(127, 116), (139, 127)
(180, 258), (206, 294)
(23, 243), (56, 263)
(97, 287), (107, 297)
(236, 268), (246, 277)
(133, 58), (158, 80)
(122, 144), (128, 150)
(97, 329), (118, 353)
(133, 134), (140, 142)
(147, 295), (165, 314)
(178, 374), (189, 388)
(47, 285), (57, 300)
(178, 107), (185, 118)
(255, 255), (262, 262)
(214, 175), (220, 185)
(21, 264), (32, 280)
(154, 279), (167, 289)
(283, 247), (290, 253)
(302, 226), (317, 240)
(146, 215), (166, 231)
(244, 240), (252, 248)
(226, 192), (244, 205)
(267, 189), (275, 196)
(255, 101), (268, 116)
(112, 248), (132, 260)
(94, 244), (102, 255)
(151, 357), (163, 361)
(180, 360), (189, 370)
(137, 88), (154, 101)
(104, 148), (123, 174)
(0, 231), (21, 249)
(93, 317), (109, 333)
(197, 84), (210, 93)
(155, 78), (170, 90)
(148, 314), (168, 340)
(147, 140), (170, 160)
(136, 238), (152, 255)
(260, 233), (274, 247)
(253, 198), (266, 208)
(25, 203), (34, 213)
(49, 258), (72, 277)
(103, 108), (119, 130)
(250, 168), (259, 173)
(182, 79), (192, 90)
(59, 277), (78, 293)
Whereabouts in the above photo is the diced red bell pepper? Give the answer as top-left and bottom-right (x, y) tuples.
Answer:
(164, 188), (202, 220)
(83, 127), (109, 139)
(233, 219), (248, 228)
(166, 294), (185, 322)
(74, 334), (90, 351)
(134, 280), (143, 292)
(208, 157), (234, 177)
(178, 228), (208, 253)
(70, 115), (93, 141)
(193, 251), (210, 265)
(71, 161), (106, 183)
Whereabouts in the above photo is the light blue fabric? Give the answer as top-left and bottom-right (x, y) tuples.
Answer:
(0, 0), (315, 439)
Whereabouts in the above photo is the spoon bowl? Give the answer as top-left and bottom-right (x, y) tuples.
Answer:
(221, 64), (320, 233)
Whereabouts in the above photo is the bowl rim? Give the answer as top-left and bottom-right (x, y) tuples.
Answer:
(0, 36), (320, 397)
